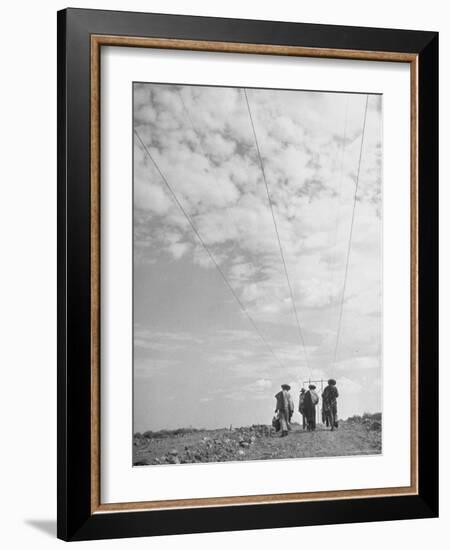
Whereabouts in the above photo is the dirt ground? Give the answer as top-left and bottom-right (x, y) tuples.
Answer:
(133, 417), (382, 466)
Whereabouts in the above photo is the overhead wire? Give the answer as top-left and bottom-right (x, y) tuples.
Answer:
(175, 88), (200, 140)
(243, 88), (310, 371)
(332, 94), (370, 368)
(134, 127), (285, 368)
(329, 96), (349, 360)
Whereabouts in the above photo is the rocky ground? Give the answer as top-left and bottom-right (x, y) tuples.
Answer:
(133, 413), (382, 466)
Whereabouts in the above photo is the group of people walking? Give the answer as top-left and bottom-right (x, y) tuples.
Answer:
(274, 380), (339, 436)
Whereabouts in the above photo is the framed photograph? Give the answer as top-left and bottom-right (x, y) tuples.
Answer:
(57, 8), (438, 541)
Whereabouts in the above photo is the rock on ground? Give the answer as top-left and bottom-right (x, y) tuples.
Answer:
(133, 419), (382, 466)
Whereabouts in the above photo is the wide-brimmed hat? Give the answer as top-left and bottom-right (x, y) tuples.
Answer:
(308, 384), (316, 390)
(328, 379), (336, 385)
(281, 384), (291, 390)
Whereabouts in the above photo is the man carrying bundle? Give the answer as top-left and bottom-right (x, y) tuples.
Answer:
(322, 379), (339, 431)
(298, 387), (306, 429)
(303, 384), (319, 431)
(274, 384), (295, 437)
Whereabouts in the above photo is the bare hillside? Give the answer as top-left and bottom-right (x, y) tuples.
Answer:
(133, 414), (382, 466)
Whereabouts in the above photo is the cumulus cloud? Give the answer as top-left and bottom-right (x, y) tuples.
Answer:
(255, 379), (272, 389)
(133, 84), (383, 427)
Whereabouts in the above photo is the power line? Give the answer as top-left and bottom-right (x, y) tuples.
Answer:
(332, 95), (369, 367)
(176, 88), (200, 140)
(329, 96), (349, 360)
(243, 89), (310, 370)
(134, 128), (284, 368)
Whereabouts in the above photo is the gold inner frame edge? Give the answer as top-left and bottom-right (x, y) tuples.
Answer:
(90, 34), (419, 514)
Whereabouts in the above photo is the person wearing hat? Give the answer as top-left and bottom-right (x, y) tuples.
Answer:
(274, 384), (295, 437)
(303, 384), (319, 431)
(298, 388), (307, 430)
(322, 379), (339, 431)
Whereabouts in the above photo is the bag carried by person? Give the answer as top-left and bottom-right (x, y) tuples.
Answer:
(310, 390), (319, 405)
(272, 414), (281, 432)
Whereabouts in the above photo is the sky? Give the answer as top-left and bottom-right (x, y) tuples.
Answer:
(132, 82), (383, 432)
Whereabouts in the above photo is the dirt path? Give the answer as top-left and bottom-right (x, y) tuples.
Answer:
(134, 420), (381, 466)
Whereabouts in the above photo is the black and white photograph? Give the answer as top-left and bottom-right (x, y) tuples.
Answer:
(0, 0), (443, 546)
(132, 83), (383, 466)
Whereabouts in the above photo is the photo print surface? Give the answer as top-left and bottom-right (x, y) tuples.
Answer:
(132, 83), (383, 466)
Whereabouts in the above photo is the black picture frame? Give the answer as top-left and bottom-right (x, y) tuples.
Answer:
(57, 7), (438, 541)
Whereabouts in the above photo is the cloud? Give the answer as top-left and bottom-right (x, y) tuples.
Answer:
(338, 377), (363, 395)
(133, 84), (383, 428)
(134, 358), (181, 378)
(335, 356), (380, 371)
(255, 378), (272, 389)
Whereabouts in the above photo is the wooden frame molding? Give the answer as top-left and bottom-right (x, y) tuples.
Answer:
(90, 34), (419, 515)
